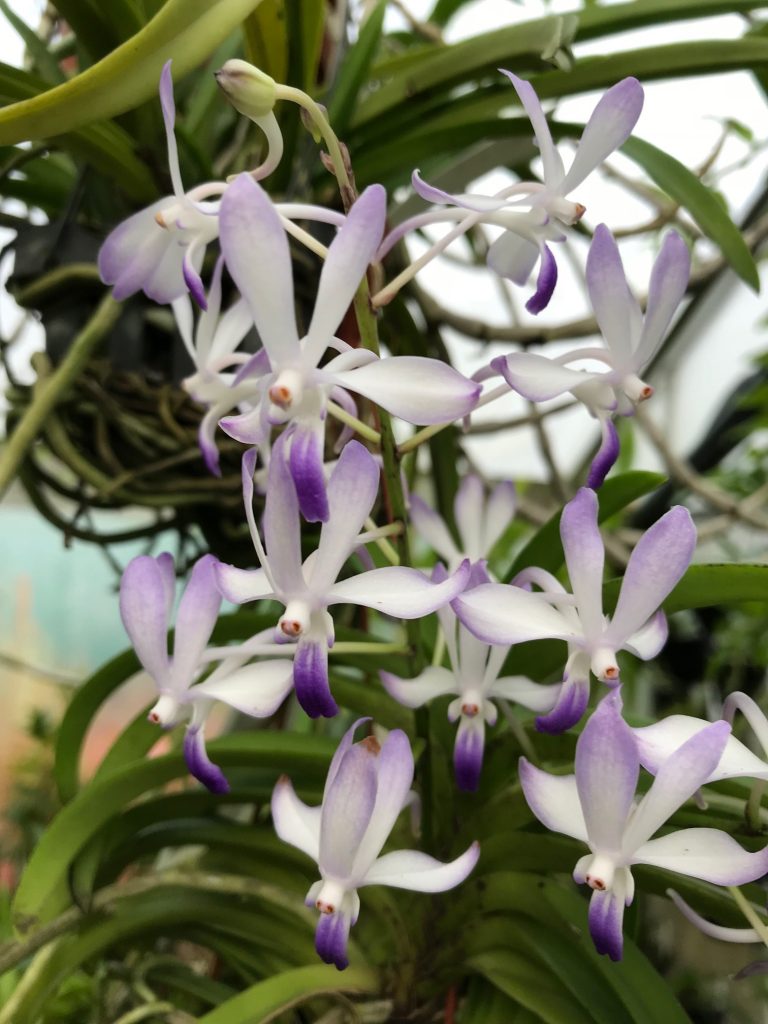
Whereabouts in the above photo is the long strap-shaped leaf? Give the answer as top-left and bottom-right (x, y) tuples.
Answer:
(0, 0), (265, 145)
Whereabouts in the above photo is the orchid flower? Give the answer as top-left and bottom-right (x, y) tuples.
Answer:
(520, 691), (768, 960)
(487, 225), (690, 487)
(272, 718), (480, 969)
(454, 487), (695, 707)
(99, 62), (231, 309)
(380, 74), (643, 313)
(120, 552), (294, 792)
(217, 173), (480, 521)
(409, 474), (516, 571)
(383, 562), (559, 790)
(216, 437), (471, 719)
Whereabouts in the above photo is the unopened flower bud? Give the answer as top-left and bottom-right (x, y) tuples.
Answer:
(215, 59), (277, 120)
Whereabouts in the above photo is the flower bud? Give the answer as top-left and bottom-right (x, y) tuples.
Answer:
(214, 59), (277, 120)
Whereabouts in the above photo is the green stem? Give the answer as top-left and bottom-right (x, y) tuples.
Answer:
(13, 263), (103, 306)
(327, 400), (381, 444)
(275, 84), (354, 206)
(0, 292), (120, 500)
(729, 886), (768, 948)
(112, 1003), (181, 1024)
(331, 642), (409, 656)
(746, 778), (767, 833)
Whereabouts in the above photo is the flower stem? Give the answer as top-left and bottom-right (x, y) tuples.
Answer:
(746, 778), (768, 833)
(327, 400), (381, 444)
(729, 886), (768, 948)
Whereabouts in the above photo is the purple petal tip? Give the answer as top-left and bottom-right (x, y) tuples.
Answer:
(294, 642), (338, 719)
(587, 419), (620, 489)
(184, 728), (230, 794)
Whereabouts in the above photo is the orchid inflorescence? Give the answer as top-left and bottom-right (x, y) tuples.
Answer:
(106, 58), (768, 972)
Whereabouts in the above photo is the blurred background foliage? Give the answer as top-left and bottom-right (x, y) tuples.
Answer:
(0, 1), (768, 1022)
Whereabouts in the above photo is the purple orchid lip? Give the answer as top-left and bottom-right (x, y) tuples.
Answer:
(587, 418), (620, 490)
(535, 675), (589, 734)
(454, 721), (484, 792)
(315, 910), (350, 970)
(293, 640), (338, 719)
(183, 726), (230, 794)
(289, 425), (330, 523)
(588, 889), (624, 961)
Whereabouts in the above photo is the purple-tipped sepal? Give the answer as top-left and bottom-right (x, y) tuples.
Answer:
(183, 725), (230, 794)
(294, 639), (338, 718)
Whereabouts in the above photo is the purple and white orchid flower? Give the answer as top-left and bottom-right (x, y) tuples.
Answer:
(454, 487), (695, 712)
(383, 562), (559, 791)
(119, 552), (294, 793)
(99, 61), (229, 308)
(409, 474), (516, 571)
(217, 173), (480, 521)
(487, 225), (690, 487)
(520, 691), (768, 960)
(381, 74), (643, 313)
(272, 718), (480, 969)
(216, 437), (471, 719)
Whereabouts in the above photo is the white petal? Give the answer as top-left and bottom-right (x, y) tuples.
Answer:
(362, 842), (480, 892)
(586, 225), (639, 366)
(271, 775), (321, 862)
(634, 828), (768, 886)
(623, 610), (668, 660)
(487, 232), (539, 283)
(408, 494), (460, 565)
(482, 480), (516, 556)
(380, 666), (458, 708)
(453, 583), (579, 646)
(494, 353), (603, 403)
(634, 230), (690, 368)
(320, 740), (379, 879)
(634, 714), (768, 782)
(215, 564), (273, 604)
(518, 759), (588, 842)
(454, 475), (484, 561)
(499, 71), (565, 186)
(327, 561), (471, 619)
(192, 660), (294, 717)
(560, 487), (605, 642)
(490, 675), (560, 712)
(171, 555), (222, 689)
(352, 729), (414, 880)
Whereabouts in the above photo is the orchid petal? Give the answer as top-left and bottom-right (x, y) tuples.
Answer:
(409, 494), (461, 565)
(575, 692), (639, 851)
(182, 243), (208, 310)
(453, 582), (578, 646)
(483, 481), (516, 556)
(454, 475), (484, 561)
(328, 560), (471, 618)
(535, 670), (590, 734)
(159, 60), (183, 197)
(668, 890), (763, 944)
(518, 759), (588, 842)
(320, 741), (379, 878)
(99, 201), (184, 303)
(587, 418), (620, 490)
(215, 564), (273, 604)
(525, 244), (558, 314)
(352, 729), (414, 879)
(412, 170), (506, 212)
(586, 225), (639, 366)
(171, 555), (221, 689)
(622, 721), (731, 854)
(210, 298), (253, 364)
(192, 659), (294, 717)
(264, 435), (304, 592)
(324, 718), (371, 800)
(560, 488), (605, 641)
(490, 675), (561, 713)
(487, 232), (539, 284)
(634, 828), (768, 885)
(499, 70), (565, 186)
(329, 357), (480, 425)
(623, 609), (668, 660)
(454, 716), (485, 791)
(363, 842), (480, 891)
(219, 399), (270, 446)
(303, 186), (386, 367)
(492, 353), (602, 403)
(294, 638), (338, 719)
(218, 174), (300, 366)
(634, 231), (690, 368)
(272, 775), (321, 861)
(633, 715), (768, 782)
(380, 666), (457, 708)
(560, 78), (644, 194)
(606, 505), (696, 647)
(309, 441), (379, 593)
(183, 724), (229, 794)
(588, 884), (626, 962)
(119, 555), (171, 685)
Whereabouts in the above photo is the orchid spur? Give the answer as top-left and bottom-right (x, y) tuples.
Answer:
(216, 437), (470, 719)
(217, 173), (480, 521)
(378, 73), (643, 313)
(119, 552), (294, 793)
(454, 487), (696, 720)
(383, 563), (560, 791)
(487, 224), (690, 487)
(520, 691), (768, 960)
(272, 718), (480, 969)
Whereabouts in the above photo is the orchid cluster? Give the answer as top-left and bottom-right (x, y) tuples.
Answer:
(103, 57), (768, 976)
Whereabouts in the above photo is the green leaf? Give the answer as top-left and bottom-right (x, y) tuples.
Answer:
(196, 964), (379, 1023)
(506, 472), (665, 581)
(243, 0), (288, 84)
(664, 563), (768, 613)
(622, 136), (759, 291)
(16, 730), (335, 930)
(0, 1), (65, 84)
(0, 0), (267, 145)
(327, 0), (386, 137)
(469, 949), (596, 1024)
